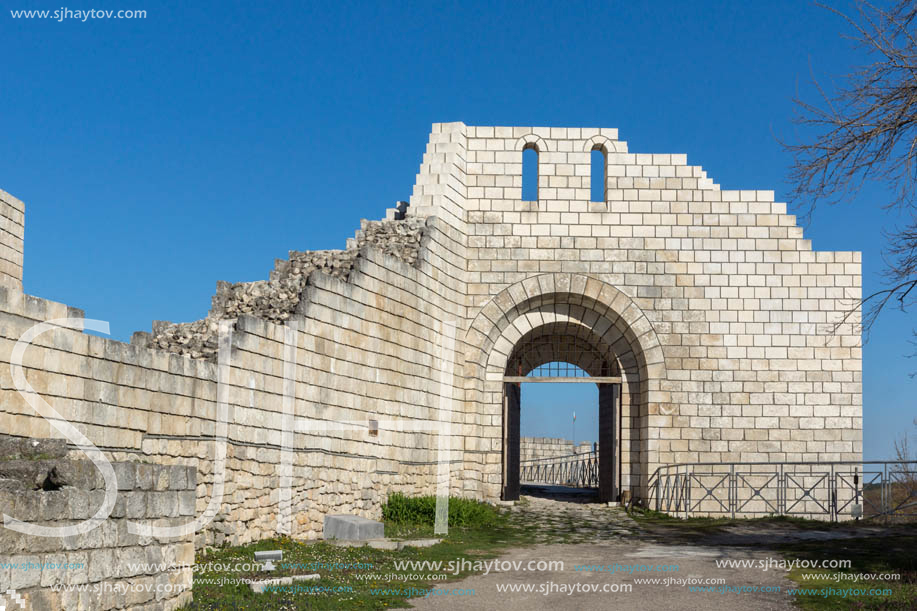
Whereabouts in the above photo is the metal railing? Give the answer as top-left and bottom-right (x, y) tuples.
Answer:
(653, 460), (917, 522)
(520, 451), (599, 488)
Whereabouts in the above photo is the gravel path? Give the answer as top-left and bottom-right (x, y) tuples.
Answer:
(409, 487), (796, 611)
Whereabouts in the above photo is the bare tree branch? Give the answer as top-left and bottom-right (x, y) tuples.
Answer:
(782, 1), (917, 339)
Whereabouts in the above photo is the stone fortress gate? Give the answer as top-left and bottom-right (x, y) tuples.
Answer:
(0, 123), (862, 549)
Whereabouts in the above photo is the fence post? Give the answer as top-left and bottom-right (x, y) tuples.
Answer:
(655, 472), (660, 511)
(883, 462), (889, 525)
(730, 463), (736, 520)
(854, 467), (859, 519)
(683, 469), (690, 518)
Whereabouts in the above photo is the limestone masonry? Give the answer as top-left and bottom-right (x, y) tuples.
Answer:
(521, 437), (593, 461)
(0, 123), (862, 606)
(0, 435), (195, 610)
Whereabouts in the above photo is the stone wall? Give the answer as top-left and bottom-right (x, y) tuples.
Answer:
(0, 120), (864, 557)
(0, 209), (470, 548)
(0, 437), (194, 611)
(520, 437), (572, 461)
(450, 123), (862, 503)
(0, 188), (24, 290)
(142, 215), (427, 360)
(520, 437), (592, 461)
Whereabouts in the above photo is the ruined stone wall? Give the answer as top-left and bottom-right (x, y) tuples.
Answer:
(0, 208), (469, 550)
(142, 216), (428, 360)
(0, 438), (195, 611)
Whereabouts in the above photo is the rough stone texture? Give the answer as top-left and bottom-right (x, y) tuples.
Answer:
(146, 216), (426, 359)
(0, 122), (863, 565)
(322, 514), (384, 541)
(0, 435), (67, 461)
(0, 452), (195, 611)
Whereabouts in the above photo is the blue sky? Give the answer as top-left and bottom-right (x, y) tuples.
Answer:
(2, 0), (913, 458)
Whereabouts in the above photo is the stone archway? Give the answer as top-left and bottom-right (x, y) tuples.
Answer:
(464, 274), (668, 503)
(502, 320), (623, 502)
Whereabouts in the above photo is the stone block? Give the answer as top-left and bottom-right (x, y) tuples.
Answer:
(135, 463), (155, 490)
(118, 546), (148, 578)
(26, 589), (61, 611)
(39, 552), (68, 587)
(87, 548), (115, 582)
(125, 575), (157, 606)
(126, 490), (147, 519)
(322, 514), (384, 541)
(112, 462), (136, 491)
(178, 490), (196, 516)
(0, 434), (67, 461)
(169, 465), (188, 490)
(144, 544), (163, 572)
(175, 542), (194, 567)
(67, 489), (92, 520)
(67, 551), (89, 584)
(59, 589), (92, 611)
(9, 554), (41, 589)
(149, 491), (179, 518)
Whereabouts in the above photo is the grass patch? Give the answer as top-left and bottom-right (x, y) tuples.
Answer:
(382, 493), (500, 529)
(779, 533), (917, 610)
(181, 496), (533, 610)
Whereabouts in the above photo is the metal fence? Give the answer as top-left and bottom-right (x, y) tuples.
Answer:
(653, 460), (917, 521)
(520, 451), (599, 488)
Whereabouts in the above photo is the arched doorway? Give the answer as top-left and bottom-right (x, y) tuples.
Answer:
(502, 323), (622, 502)
(464, 274), (669, 506)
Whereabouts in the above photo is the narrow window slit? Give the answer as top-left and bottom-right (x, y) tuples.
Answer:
(591, 148), (607, 202)
(523, 146), (538, 201)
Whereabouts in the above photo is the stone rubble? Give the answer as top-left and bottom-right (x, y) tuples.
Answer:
(143, 216), (426, 359)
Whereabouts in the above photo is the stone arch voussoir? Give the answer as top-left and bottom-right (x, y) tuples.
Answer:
(582, 135), (627, 154)
(466, 274), (666, 387)
(514, 133), (550, 153)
